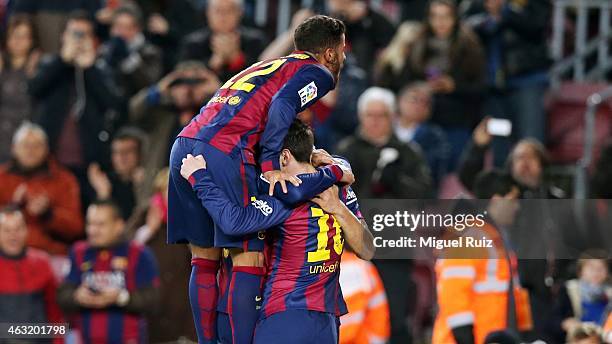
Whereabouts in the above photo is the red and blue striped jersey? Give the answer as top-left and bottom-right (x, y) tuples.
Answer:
(188, 165), (363, 319)
(178, 51), (335, 172)
(65, 241), (160, 344)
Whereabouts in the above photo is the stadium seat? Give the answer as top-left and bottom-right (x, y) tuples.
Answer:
(546, 82), (612, 166)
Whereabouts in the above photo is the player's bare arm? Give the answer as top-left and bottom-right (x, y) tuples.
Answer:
(312, 186), (375, 260)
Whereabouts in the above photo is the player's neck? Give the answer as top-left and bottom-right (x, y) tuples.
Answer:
(285, 162), (317, 176)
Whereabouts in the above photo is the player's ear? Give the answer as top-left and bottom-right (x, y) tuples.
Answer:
(324, 47), (336, 63)
(280, 149), (291, 167)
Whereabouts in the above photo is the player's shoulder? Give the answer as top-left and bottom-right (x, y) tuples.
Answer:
(281, 52), (332, 78)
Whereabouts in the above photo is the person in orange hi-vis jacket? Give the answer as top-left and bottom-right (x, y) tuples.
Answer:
(433, 170), (534, 344)
(339, 250), (390, 344)
(603, 312), (612, 343)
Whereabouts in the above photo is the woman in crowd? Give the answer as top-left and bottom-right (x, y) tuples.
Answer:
(374, 21), (422, 92)
(0, 15), (40, 162)
(395, 0), (485, 169)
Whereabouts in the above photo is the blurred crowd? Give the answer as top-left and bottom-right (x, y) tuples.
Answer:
(0, 0), (611, 343)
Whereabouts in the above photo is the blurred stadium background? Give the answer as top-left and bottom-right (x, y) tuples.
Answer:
(0, 0), (610, 343)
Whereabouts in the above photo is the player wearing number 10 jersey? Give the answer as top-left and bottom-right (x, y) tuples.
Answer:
(180, 120), (375, 344)
(167, 15), (347, 344)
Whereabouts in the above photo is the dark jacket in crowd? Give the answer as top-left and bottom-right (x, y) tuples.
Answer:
(312, 58), (368, 150)
(337, 8), (396, 78)
(108, 172), (137, 221)
(12, 0), (100, 54)
(0, 248), (63, 325)
(99, 35), (164, 97)
(141, 0), (203, 70)
(129, 85), (187, 202)
(28, 55), (125, 167)
(465, 0), (550, 88)
(335, 134), (432, 199)
(396, 123), (451, 189)
(591, 140), (612, 198)
(0, 60), (34, 162)
(178, 27), (267, 82)
(457, 138), (566, 198)
(406, 26), (486, 128)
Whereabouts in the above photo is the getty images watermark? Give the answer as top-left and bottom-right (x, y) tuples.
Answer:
(359, 199), (612, 260)
(370, 210), (493, 250)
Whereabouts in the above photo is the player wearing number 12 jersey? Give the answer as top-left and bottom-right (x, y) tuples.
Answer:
(180, 120), (375, 344)
(167, 15), (347, 344)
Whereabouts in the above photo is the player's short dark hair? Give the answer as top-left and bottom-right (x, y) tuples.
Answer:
(473, 169), (516, 199)
(282, 119), (314, 163)
(294, 15), (345, 54)
(88, 199), (123, 220)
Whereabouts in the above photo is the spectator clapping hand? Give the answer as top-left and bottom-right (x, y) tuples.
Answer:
(148, 13), (169, 36)
(427, 75), (455, 94)
(74, 284), (121, 309)
(88, 163), (112, 200)
(209, 32), (242, 71)
(473, 117), (493, 147)
(25, 193), (50, 217)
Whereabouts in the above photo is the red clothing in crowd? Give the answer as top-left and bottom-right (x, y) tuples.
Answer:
(0, 160), (83, 255)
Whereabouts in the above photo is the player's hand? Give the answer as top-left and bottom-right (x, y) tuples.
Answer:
(311, 149), (334, 167)
(311, 185), (343, 214)
(181, 154), (207, 180)
(263, 170), (301, 196)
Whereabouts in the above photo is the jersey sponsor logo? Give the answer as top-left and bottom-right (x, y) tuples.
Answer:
(309, 261), (340, 274)
(250, 196), (273, 216)
(111, 257), (128, 270)
(83, 271), (126, 291)
(228, 96), (241, 105)
(209, 95), (242, 105)
(298, 81), (318, 107)
(345, 188), (356, 201)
